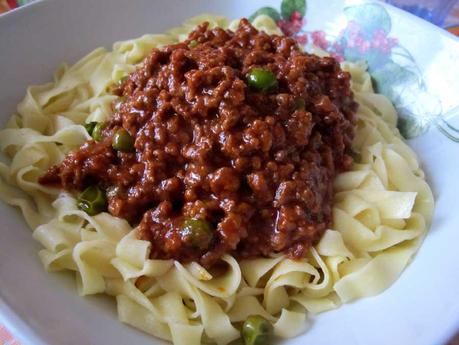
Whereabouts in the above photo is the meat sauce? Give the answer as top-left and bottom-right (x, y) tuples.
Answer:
(39, 19), (357, 266)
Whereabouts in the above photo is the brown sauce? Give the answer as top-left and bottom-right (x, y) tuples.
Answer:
(39, 19), (357, 266)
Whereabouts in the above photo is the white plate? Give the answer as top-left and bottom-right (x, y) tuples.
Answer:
(1, 0), (459, 344)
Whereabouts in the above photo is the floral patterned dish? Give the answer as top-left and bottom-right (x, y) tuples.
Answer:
(0, 1), (458, 345)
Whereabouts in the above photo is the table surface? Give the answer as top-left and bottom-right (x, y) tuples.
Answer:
(0, 0), (458, 344)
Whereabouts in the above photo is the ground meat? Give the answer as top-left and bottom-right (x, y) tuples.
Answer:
(39, 19), (357, 266)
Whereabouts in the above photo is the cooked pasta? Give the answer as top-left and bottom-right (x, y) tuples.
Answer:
(0, 14), (434, 345)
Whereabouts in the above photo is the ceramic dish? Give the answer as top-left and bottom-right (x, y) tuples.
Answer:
(1, 0), (459, 344)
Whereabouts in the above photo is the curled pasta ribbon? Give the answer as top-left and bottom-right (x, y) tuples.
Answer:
(0, 14), (434, 345)
(112, 229), (174, 281)
(175, 255), (241, 298)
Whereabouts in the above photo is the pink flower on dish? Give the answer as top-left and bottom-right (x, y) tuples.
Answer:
(295, 34), (308, 45)
(311, 30), (329, 50)
(277, 10), (304, 36)
(346, 20), (361, 41)
(347, 34), (358, 48)
(332, 42), (344, 54)
(290, 10), (303, 23)
(359, 42), (370, 53)
(331, 52), (344, 62)
(373, 28), (386, 41)
(371, 28), (398, 53)
(277, 20), (301, 36)
(356, 36), (370, 53)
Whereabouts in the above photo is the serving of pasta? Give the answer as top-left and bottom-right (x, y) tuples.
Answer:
(0, 14), (434, 345)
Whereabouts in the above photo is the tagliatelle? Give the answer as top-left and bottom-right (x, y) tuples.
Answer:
(0, 14), (434, 345)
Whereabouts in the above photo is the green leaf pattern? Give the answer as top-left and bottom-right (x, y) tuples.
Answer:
(344, 4), (391, 35)
(249, 7), (281, 22)
(281, 0), (306, 19)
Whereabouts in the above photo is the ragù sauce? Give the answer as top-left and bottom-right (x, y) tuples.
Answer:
(40, 19), (357, 266)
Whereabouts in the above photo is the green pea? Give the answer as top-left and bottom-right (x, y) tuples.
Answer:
(247, 68), (278, 93)
(189, 40), (199, 48)
(92, 122), (107, 142)
(112, 128), (135, 152)
(242, 315), (273, 345)
(77, 185), (107, 216)
(181, 218), (213, 249)
(84, 121), (98, 136)
(295, 97), (306, 110)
